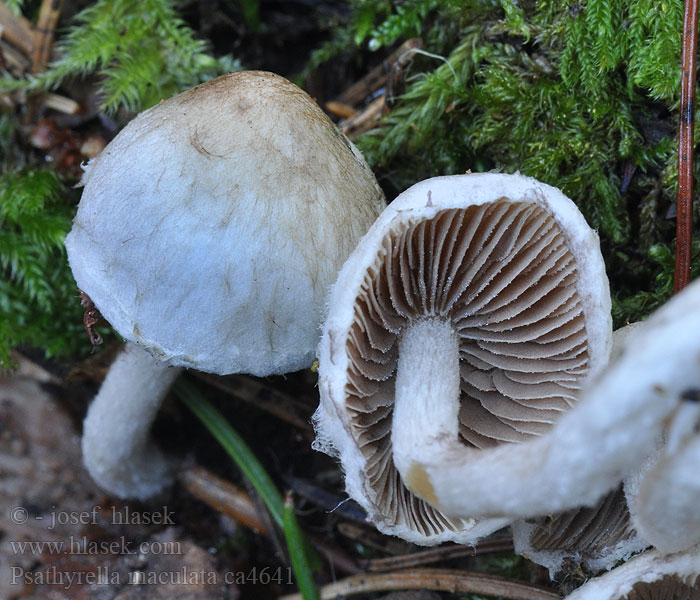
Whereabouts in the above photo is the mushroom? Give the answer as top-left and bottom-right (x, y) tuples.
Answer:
(313, 172), (612, 543)
(373, 264), (700, 523)
(613, 302), (700, 554)
(66, 70), (385, 499)
(563, 546), (700, 600)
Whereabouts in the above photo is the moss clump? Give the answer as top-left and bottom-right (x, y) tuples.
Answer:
(0, 167), (83, 366)
(0, 0), (238, 114)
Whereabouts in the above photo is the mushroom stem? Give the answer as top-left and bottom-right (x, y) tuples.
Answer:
(390, 284), (700, 522)
(82, 343), (181, 499)
(392, 318), (461, 502)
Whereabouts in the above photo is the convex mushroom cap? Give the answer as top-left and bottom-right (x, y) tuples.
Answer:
(66, 70), (385, 499)
(313, 172), (612, 544)
(67, 70), (384, 375)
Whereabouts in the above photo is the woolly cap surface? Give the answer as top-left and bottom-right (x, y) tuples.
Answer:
(66, 70), (385, 376)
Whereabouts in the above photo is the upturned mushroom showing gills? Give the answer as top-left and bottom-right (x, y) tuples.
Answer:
(313, 172), (612, 544)
(318, 223), (700, 544)
(65, 70), (385, 500)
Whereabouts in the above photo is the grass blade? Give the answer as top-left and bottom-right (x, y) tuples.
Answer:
(174, 377), (285, 528)
(284, 491), (320, 600)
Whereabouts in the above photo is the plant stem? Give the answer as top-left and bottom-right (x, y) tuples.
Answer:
(675, 0), (698, 293)
(176, 378), (324, 576)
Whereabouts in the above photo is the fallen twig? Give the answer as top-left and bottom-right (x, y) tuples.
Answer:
(31, 0), (62, 72)
(278, 568), (559, 600)
(325, 100), (356, 119)
(674, 0), (698, 292)
(0, 39), (30, 76)
(44, 92), (80, 114)
(180, 464), (267, 535)
(335, 38), (422, 107)
(0, 1), (33, 56)
(361, 537), (515, 572)
(327, 38), (423, 137)
(340, 94), (388, 137)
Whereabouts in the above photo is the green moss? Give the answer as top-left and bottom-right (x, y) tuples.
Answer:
(310, 0), (697, 325)
(0, 169), (85, 366)
(0, 0), (239, 114)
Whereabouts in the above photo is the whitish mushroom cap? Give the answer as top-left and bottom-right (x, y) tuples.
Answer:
(313, 173), (611, 544)
(66, 71), (384, 376)
(611, 277), (700, 553)
(565, 546), (700, 600)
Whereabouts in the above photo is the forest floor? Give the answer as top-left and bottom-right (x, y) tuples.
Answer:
(0, 344), (557, 600)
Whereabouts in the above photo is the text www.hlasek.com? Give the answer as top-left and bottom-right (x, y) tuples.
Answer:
(10, 536), (182, 556)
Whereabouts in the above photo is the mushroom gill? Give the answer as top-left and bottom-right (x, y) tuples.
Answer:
(513, 486), (647, 578)
(344, 199), (589, 536)
(624, 575), (700, 600)
(524, 488), (633, 554)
